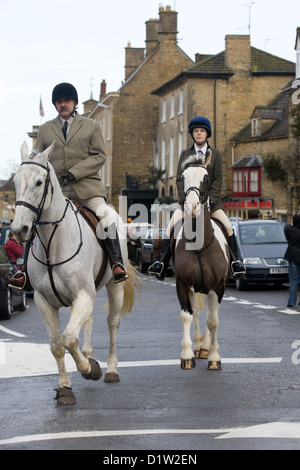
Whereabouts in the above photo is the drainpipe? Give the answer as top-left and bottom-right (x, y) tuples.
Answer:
(214, 78), (217, 148)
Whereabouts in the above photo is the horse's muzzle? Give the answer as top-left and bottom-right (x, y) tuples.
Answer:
(11, 223), (31, 242)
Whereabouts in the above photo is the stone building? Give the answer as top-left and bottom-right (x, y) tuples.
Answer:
(152, 34), (295, 219)
(86, 5), (193, 212)
(0, 177), (16, 223)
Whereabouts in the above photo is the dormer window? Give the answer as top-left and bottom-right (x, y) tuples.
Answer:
(251, 118), (261, 137)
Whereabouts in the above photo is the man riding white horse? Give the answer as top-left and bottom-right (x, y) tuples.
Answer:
(10, 82), (128, 289)
(148, 115), (246, 280)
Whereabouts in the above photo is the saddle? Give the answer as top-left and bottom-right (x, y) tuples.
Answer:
(71, 200), (108, 288)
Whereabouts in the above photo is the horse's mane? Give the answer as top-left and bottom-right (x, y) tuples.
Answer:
(181, 153), (206, 172)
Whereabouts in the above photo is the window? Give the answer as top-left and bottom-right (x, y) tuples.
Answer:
(178, 132), (183, 159)
(170, 94), (175, 119)
(178, 88), (183, 115)
(232, 168), (261, 197)
(161, 139), (166, 171)
(251, 118), (261, 137)
(169, 136), (174, 176)
(161, 99), (167, 123)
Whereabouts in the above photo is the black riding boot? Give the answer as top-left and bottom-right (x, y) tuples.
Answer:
(228, 234), (246, 279)
(148, 238), (171, 281)
(104, 224), (128, 283)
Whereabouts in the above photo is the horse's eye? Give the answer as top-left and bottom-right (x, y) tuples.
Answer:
(36, 180), (43, 187)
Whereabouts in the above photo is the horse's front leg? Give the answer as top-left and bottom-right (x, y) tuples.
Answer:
(206, 291), (221, 370)
(34, 291), (76, 404)
(63, 290), (102, 381)
(104, 280), (124, 383)
(176, 279), (196, 370)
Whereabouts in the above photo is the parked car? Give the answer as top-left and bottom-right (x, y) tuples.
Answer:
(230, 218), (289, 290)
(0, 225), (27, 320)
(125, 222), (154, 264)
(137, 227), (173, 276)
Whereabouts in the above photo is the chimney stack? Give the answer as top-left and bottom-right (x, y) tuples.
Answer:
(100, 79), (106, 100)
(158, 5), (178, 44)
(225, 35), (251, 75)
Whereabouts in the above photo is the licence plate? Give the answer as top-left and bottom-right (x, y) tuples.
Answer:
(270, 268), (289, 274)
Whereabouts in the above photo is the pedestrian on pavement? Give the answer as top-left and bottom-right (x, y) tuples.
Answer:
(4, 231), (24, 268)
(9, 82), (128, 290)
(284, 213), (300, 308)
(148, 115), (246, 281)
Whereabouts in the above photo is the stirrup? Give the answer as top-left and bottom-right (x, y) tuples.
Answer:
(148, 261), (164, 276)
(231, 260), (246, 279)
(8, 271), (27, 290)
(112, 263), (128, 284)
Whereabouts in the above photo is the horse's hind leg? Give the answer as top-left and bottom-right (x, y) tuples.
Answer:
(206, 291), (221, 370)
(104, 280), (124, 383)
(34, 292), (75, 404)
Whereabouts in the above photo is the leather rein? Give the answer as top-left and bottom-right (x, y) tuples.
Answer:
(16, 161), (83, 306)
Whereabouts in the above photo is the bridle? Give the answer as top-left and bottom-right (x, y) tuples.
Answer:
(15, 160), (83, 307)
(16, 161), (53, 220)
(183, 163), (209, 206)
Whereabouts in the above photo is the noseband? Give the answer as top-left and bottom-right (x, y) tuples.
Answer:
(183, 163), (209, 205)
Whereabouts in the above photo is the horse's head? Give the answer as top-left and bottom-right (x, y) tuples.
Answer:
(182, 150), (211, 218)
(11, 141), (56, 241)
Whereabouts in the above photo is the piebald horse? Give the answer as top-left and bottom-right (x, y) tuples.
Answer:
(11, 142), (139, 404)
(173, 151), (230, 371)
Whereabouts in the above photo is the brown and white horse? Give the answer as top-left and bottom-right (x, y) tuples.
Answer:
(173, 152), (230, 371)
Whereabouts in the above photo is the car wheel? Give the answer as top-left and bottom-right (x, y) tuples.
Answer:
(138, 256), (148, 273)
(235, 277), (247, 291)
(14, 289), (27, 312)
(0, 286), (12, 320)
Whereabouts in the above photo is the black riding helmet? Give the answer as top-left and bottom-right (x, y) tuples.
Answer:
(189, 116), (212, 139)
(52, 82), (78, 105)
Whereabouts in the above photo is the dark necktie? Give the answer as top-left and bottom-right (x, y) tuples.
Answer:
(62, 120), (68, 140)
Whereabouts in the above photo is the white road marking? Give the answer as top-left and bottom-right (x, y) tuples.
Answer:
(0, 341), (282, 379)
(0, 325), (26, 337)
(1, 422), (300, 446)
(216, 422), (300, 440)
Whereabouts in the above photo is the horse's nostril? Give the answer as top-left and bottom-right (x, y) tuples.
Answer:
(21, 225), (29, 234)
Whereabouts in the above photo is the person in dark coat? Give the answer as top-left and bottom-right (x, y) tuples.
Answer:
(148, 115), (246, 280)
(284, 214), (300, 307)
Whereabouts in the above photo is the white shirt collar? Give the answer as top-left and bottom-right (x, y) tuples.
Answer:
(194, 143), (208, 155)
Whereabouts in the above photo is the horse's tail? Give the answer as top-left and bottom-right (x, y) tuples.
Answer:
(121, 262), (141, 316)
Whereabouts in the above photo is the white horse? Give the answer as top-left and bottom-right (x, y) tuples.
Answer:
(173, 153), (230, 371)
(11, 142), (139, 404)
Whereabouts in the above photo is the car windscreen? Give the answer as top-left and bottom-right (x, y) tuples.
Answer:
(240, 223), (286, 244)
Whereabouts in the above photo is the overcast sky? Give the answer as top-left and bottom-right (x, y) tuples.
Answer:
(0, 0), (298, 179)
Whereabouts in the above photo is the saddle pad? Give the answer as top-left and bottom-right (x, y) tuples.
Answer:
(71, 200), (108, 288)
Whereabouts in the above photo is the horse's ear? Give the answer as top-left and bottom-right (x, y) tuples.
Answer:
(20, 141), (29, 162)
(40, 141), (55, 164)
(205, 149), (212, 167)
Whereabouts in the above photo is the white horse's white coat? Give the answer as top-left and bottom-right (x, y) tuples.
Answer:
(12, 142), (138, 394)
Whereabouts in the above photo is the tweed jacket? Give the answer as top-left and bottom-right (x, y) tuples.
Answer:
(176, 144), (223, 214)
(35, 113), (107, 200)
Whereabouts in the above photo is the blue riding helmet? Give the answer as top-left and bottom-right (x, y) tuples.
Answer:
(189, 116), (212, 138)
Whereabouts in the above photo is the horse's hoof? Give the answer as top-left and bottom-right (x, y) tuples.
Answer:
(81, 358), (102, 381)
(104, 372), (120, 383)
(208, 360), (222, 370)
(194, 349), (210, 359)
(181, 357), (196, 370)
(55, 386), (76, 405)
